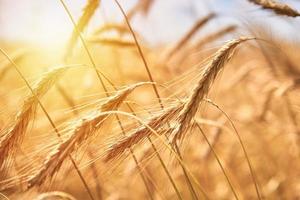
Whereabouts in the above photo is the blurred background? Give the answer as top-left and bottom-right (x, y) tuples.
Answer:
(0, 0), (299, 47)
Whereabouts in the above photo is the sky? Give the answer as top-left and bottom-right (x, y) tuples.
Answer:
(0, 0), (299, 47)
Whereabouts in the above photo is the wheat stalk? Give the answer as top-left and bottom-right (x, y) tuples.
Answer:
(27, 82), (152, 187)
(64, 0), (100, 59)
(171, 37), (253, 144)
(0, 67), (67, 172)
(249, 0), (300, 17)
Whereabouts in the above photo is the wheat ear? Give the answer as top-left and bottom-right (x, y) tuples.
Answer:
(65, 0), (100, 59)
(171, 37), (253, 144)
(27, 82), (152, 187)
(249, 0), (300, 17)
(0, 67), (67, 172)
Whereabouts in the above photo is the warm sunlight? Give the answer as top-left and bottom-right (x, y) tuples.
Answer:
(0, 0), (136, 46)
(0, 1), (76, 46)
(0, 0), (300, 199)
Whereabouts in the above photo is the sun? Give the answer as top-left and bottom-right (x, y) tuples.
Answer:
(0, 0), (86, 47)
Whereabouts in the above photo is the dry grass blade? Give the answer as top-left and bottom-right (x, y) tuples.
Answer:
(201, 117), (226, 160)
(0, 67), (67, 172)
(27, 82), (151, 187)
(171, 37), (253, 144)
(105, 103), (183, 161)
(88, 38), (135, 47)
(248, 0), (300, 17)
(65, 0), (100, 59)
(165, 13), (216, 62)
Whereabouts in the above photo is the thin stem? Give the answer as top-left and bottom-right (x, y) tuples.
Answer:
(56, 84), (79, 116)
(87, 151), (103, 200)
(59, 0), (108, 92)
(114, 0), (164, 110)
(116, 118), (154, 200)
(205, 99), (261, 200)
(195, 123), (239, 200)
(69, 157), (95, 200)
(174, 143), (198, 200)
(126, 105), (185, 200)
(147, 136), (183, 200)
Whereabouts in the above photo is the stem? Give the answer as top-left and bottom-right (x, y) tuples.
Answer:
(127, 105), (183, 200)
(114, 0), (164, 110)
(59, 0), (108, 92)
(195, 123), (239, 200)
(205, 99), (262, 200)
(147, 136), (183, 200)
(116, 117), (154, 200)
(174, 143), (198, 200)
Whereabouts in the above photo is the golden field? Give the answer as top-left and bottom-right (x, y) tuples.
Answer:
(0, 0), (300, 199)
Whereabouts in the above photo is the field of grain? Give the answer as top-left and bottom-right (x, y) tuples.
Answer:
(0, 0), (300, 199)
